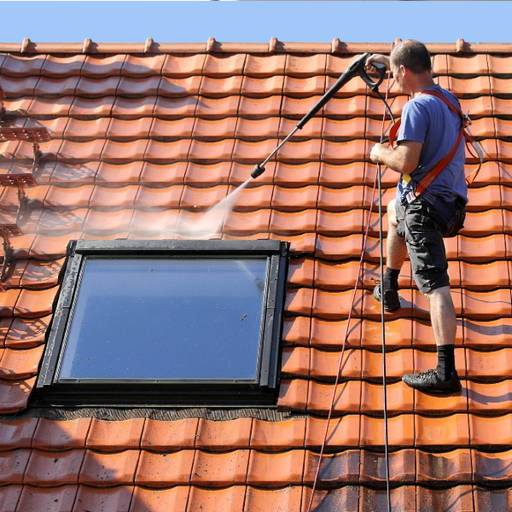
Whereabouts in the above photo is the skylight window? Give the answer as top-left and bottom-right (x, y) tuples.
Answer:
(35, 240), (288, 407)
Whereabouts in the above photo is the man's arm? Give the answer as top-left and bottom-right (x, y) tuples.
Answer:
(370, 140), (423, 175)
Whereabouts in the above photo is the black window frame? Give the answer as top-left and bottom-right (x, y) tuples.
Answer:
(34, 239), (289, 408)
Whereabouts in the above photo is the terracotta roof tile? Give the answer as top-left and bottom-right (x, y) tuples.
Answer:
(121, 55), (166, 77)
(187, 486), (245, 512)
(74, 76), (120, 98)
(73, 486), (133, 512)
(69, 96), (115, 119)
(17, 485), (77, 512)
(0, 449), (31, 485)
(131, 486), (189, 512)
(79, 450), (139, 486)
(0, 417), (38, 450)
(191, 449), (249, 486)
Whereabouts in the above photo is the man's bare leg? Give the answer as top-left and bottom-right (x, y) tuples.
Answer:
(386, 199), (408, 271)
(424, 286), (456, 347)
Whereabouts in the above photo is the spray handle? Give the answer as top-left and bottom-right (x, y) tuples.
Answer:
(296, 53), (387, 130)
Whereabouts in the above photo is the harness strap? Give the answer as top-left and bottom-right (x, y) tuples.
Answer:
(388, 90), (483, 197)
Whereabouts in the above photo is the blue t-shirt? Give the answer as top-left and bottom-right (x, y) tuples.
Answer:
(396, 84), (467, 203)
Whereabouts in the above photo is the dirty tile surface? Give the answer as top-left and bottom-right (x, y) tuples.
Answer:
(0, 40), (511, 510)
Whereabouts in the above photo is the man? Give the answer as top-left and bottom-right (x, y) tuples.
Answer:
(366, 40), (467, 394)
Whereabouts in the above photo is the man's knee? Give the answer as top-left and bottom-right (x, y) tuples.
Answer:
(424, 285), (452, 304)
(388, 199), (398, 227)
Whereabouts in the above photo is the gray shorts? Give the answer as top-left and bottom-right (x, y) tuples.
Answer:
(395, 198), (454, 294)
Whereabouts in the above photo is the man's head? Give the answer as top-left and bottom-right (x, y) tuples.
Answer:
(390, 40), (432, 75)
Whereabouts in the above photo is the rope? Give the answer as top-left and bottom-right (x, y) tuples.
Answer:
(305, 60), (394, 512)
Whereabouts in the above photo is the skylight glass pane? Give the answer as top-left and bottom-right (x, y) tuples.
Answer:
(58, 257), (268, 381)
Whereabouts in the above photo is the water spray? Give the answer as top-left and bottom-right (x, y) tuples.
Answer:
(251, 53), (387, 179)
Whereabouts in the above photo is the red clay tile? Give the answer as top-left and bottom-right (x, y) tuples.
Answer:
(464, 318), (512, 349)
(57, 139), (106, 162)
(112, 96), (157, 119)
(139, 162), (186, 185)
(281, 95), (324, 119)
(0, 289), (20, 318)
(460, 96), (494, 119)
(304, 448), (360, 486)
(129, 210), (179, 237)
(195, 96), (240, 119)
(84, 209), (134, 235)
(474, 487), (512, 512)
(48, 162), (97, 186)
(131, 486), (189, 512)
(360, 414), (415, 447)
(101, 140), (149, 163)
(134, 185), (181, 210)
(121, 55), (166, 76)
(95, 161), (142, 185)
(90, 185), (138, 210)
(466, 347), (512, 380)
(250, 418), (306, 451)
(468, 380), (512, 413)
(247, 450), (305, 486)
(272, 186), (318, 212)
(417, 448), (472, 484)
(200, 76), (243, 97)
(0, 76), (40, 98)
(310, 347), (361, 380)
(145, 139), (191, 163)
(322, 139), (366, 164)
(415, 380), (468, 413)
(362, 348), (414, 380)
(238, 96), (282, 118)
(135, 450), (195, 487)
(81, 55), (126, 77)
(315, 234), (365, 261)
(32, 418), (91, 451)
(230, 184), (273, 211)
(223, 210), (271, 235)
(244, 54), (286, 77)
(234, 118), (280, 141)
(272, 162), (320, 186)
(416, 414), (469, 446)
(303, 486), (360, 512)
(459, 209), (503, 237)
(16, 485), (77, 512)
(326, 75), (368, 97)
(278, 379), (308, 411)
(0, 449), (30, 484)
(43, 185), (93, 210)
(232, 139), (279, 163)
(288, 257), (314, 288)
(283, 76), (326, 98)
(473, 138), (498, 161)
(459, 234), (506, 262)
(282, 316), (311, 347)
(491, 76), (512, 97)
(318, 162), (364, 188)
(461, 260), (509, 290)
(185, 162), (232, 186)
(152, 96), (197, 120)
(80, 450), (139, 487)
(195, 418), (252, 451)
(279, 117), (323, 141)
(470, 414), (512, 447)
(413, 318), (463, 348)
(463, 289), (512, 318)
(361, 381), (414, 414)
(310, 318), (361, 349)
(186, 487), (245, 512)
(146, 119), (193, 142)
(308, 380), (361, 413)
(24, 449), (85, 487)
(141, 418), (198, 451)
(448, 76), (491, 98)
(203, 54), (246, 77)
(324, 95), (367, 119)
(447, 54), (489, 76)
(117, 76), (161, 98)
(68, 96), (115, 119)
(245, 486), (302, 512)
(0, 417), (38, 451)
(414, 348), (466, 378)
(29, 233), (78, 260)
(240, 76), (284, 97)
(106, 118), (152, 141)
(416, 485), (474, 512)
(191, 449), (249, 487)
(317, 210), (365, 236)
(273, 232), (317, 255)
(192, 117), (237, 140)
(285, 54), (326, 77)
(189, 139), (234, 162)
(360, 449), (416, 485)
(86, 418), (145, 452)
(34, 76), (80, 97)
(0, 345), (44, 380)
(473, 448), (512, 484)
(466, 184), (501, 211)
(161, 54), (205, 77)
(14, 288), (57, 318)
(305, 416), (361, 448)
(270, 210), (317, 235)
(285, 288), (314, 317)
(281, 347), (310, 377)
(1, 54), (46, 76)
(73, 486), (133, 512)
(157, 78), (202, 101)
(74, 76), (120, 98)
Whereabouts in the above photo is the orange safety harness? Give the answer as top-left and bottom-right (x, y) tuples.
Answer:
(388, 89), (483, 200)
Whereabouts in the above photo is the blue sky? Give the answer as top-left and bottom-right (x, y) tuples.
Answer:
(0, 1), (509, 44)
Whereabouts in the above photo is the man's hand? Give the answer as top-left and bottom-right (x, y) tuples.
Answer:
(370, 143), (387, 165)
(365, 54), (391, 73)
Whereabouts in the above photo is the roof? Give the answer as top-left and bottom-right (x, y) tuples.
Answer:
(0, 39), (512, 510)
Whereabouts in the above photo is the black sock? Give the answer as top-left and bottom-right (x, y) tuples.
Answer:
(383, 268), (400, 292)
(436, 344), (456, 381)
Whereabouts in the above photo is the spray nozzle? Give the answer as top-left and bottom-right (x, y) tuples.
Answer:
(251, 163), (266, 179)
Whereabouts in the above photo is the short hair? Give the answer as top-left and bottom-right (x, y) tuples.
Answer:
(391, 40), (432, 74)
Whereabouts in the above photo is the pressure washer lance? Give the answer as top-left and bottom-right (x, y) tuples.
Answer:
(251, 53), (387, 179)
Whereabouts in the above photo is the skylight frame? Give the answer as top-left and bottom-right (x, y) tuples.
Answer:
(35, 239), (288, 407)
